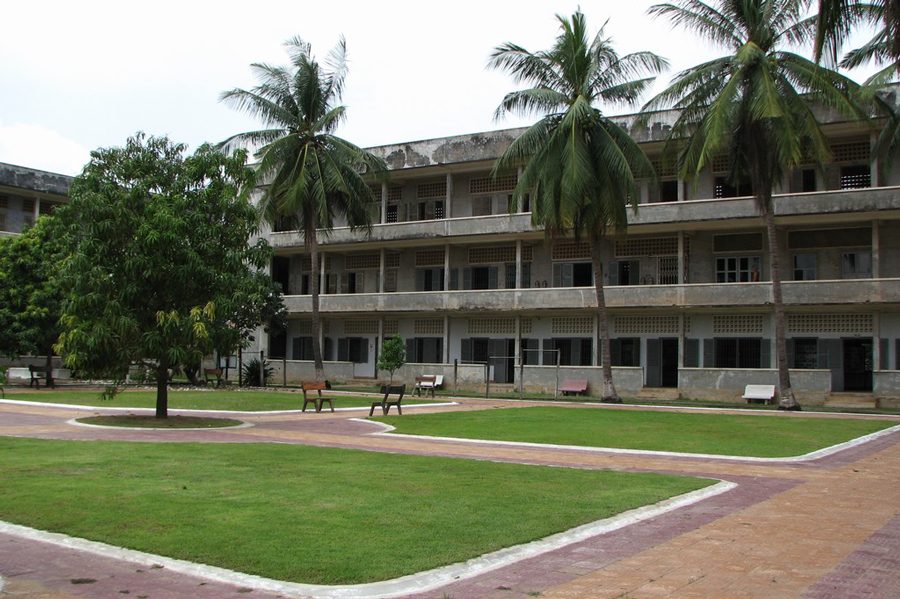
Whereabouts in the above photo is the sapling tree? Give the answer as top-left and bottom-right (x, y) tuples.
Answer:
(376, 335), (406, 383)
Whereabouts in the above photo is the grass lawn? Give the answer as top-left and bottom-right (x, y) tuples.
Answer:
(376, 406), (897, 458)
(2, 389), (441, 412)
(0, 437), (709, 584)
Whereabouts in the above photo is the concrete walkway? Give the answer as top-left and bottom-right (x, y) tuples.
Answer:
(0, 397), (898, 599)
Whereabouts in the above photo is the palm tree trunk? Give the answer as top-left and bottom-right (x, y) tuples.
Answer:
(308, 218), (326, 382)
(763, 206), (800, 410)
(591, 237), (620, 402)
(155, 356), (169, 419)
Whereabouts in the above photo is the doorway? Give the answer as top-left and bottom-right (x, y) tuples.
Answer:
(646, 338), (679, 388)
(843, 338), (873, 391)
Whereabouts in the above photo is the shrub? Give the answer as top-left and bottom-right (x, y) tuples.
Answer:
(242, 358), (274, 387)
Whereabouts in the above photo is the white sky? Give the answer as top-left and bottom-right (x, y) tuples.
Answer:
(0, 0), (877, 176)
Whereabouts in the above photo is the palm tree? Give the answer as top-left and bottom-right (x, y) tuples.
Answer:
(220, 37), (386, 381)
(815, 0), (900, 79)
(645, 0), (864, 410)
(490, 11), (667, 402)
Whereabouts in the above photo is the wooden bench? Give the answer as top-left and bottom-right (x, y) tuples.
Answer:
(29, 365), (53, 389)
(743, 384), (776, 404)
(203, 367), (224, 387)
(301, 381), (335, 413)
(370, 384), (406, 416)
(413, 375), (437, 397)
(559, 379), (589, 396)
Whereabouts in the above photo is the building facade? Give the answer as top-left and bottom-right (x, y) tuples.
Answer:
(265, 104), (900, 404)
(0, 163), (70, 237)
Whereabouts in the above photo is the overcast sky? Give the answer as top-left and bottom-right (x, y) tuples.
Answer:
(0, 1), (876, 176)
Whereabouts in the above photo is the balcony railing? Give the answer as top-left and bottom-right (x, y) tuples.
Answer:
(280, 278), (900, 314)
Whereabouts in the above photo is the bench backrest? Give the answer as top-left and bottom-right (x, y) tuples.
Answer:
(416, 375), (436, 384)
(383, 384), (406, 401)
(29, 365), (52, 373)
(560, 379), (588, 391)
(204, 368), (223, 375)
(302, 381), (328, 397)
(744, 384), (775, 397)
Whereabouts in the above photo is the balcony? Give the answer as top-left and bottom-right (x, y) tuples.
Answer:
(269, 186), (900, 251)
(280, 278), (900, 315)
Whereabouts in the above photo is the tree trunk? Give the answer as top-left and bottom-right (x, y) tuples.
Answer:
(155, 357), (169, 419)
(308, 219), (326, 382)
(763, 205), (800, 411)
(44, 348), (55, 389)
(590, 237), (620, 402)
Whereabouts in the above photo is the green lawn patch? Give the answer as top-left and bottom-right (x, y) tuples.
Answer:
(3, 390), (441, 412)
(76, 415), (243, 429)
(0, 437), (710, 584)
(377, 406), (897, 458)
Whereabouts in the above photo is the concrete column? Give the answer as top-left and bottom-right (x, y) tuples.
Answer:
(874, 312), (882, 371)
(873, 220), (881, 279)
(444, 244), (451, 291)
(871, 131), (880, 187)
(319, 253), (326, 295)
(443, 316), (451, 363)
(445, 173), (453, 219)
(595, 315), (601, 366)
(677, 179), (685, 201)
(380, 183), (388, 224)
(515, 240), (523, 289)
(517, 167), (524, 212)
(679, 313), (685, 368)
(379, 248), (385, 293)
(640, 181), (650, 204)
(677, 231), (686, 284)
(33, 196), (40, 221)
(514, 316), (522, 369)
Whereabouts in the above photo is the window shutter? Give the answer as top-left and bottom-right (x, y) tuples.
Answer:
(436, 339), (444, 363)
(610, 338), (621, 367)
(324, 337), (332, 361)
(340, 273), (349, 294)
(553, 264), (562, 287)
(542, 339), (554, 365)
(292, 338), (301, 360)
(684, 339), (699, 367)
(496, 194), (509, 213)
(562, 263), (573, 287)
(338, 338), (349, 361)
(896, 339), (900, 370)
(450, 268), (459, 290)
(358, 339), (369, 364)
(786, 338), (795, 369)
(463, 267), (472, 290)
(406, 339), (417, 363)
(646, 338), (661, 386)
(703, 339), (715, 368)
(522, 262), (532, 288)
(489, 266), (499, 289)
(461, 338), (472, 362)
(880, 338), (889, 370)
(355, 272), (364, 293)
(760, 339), (771, 369)
(608, 262), (619, 285)
(415, 269), (425, 291)
(818, 339), (831, 369)
(571, 339), (582, 366)
(384, 270), (397, 292)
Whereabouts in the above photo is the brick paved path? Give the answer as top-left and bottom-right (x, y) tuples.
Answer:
(1, 398), (898, 599)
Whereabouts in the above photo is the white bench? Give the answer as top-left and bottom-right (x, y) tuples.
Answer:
(743, 384), (776, 404)
(414, 374), (443, 397)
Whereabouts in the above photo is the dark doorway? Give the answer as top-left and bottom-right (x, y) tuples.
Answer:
(646, 337), (679, 388)
(843, 338), (873, 391)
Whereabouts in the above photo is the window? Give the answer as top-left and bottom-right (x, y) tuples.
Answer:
(715, 338), (762, 368)
(716, 256), (760, 282)
(714, 177), (752, 198)
(660, 179), (679, 202)
(292, 337), (314, 360)
(792, 338), (819, 369)
(553, 262), (593, 287)
(840, 165), (871, 189)
(842, 251), (872, 279)
(504, 263), (532, 289)
(472, 196), (492, 216)
(793, 254), (817, 281)
(417, 200), (444, 220)
(416, 268), (444, 291)
(386, 204), (398, 223)
(406, 338), (443, 363)
(801, 168), (817, 192)
(545, 338), (592, 366)
(611, 338), (640, 366)
(338, 338), (368, 363)
(612, 259), (640, 285)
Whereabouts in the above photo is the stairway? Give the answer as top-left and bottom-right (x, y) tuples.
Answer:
(824, 392), (877, 410)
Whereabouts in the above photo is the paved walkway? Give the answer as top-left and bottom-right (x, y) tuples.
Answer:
(1, 396), (899, 599)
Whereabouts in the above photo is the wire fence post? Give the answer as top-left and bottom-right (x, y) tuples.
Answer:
(260, 350), (265, 388)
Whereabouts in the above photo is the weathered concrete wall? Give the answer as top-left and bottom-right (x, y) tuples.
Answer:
(519, 366), (644, 395)
(679, 368), (832, 404)
(875, 371), (900, 403)
(268, 360), (355, 384)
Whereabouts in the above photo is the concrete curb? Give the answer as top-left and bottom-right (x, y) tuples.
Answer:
(0, 481), (735, 599)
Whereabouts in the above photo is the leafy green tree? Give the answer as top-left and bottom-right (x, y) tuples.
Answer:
(56, 133), (279, 418)
(219, 36), (387, 382)
(645, 0), (863, 410)
(376, 335), (406, 383)
(490, 11), (666, 402)
(0, 217), (65, 386)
